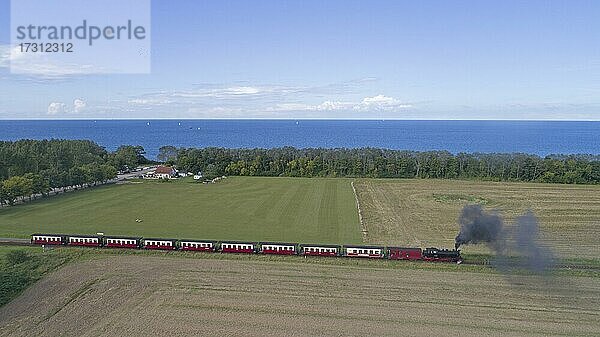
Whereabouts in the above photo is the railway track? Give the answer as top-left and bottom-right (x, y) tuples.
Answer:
(2, 238), (597, 272)
(462, 259), (600, 271)
(0, 237), (34, 246)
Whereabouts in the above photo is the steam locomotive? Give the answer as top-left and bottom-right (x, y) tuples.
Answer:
(31, 233), (462, 263)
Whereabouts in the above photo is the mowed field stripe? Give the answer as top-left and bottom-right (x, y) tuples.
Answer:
(0, 177), (361, 244)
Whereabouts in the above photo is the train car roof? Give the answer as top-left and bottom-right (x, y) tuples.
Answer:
(103, 235), (143, 239)
(387, 246), (422, 250)
(259, 242), (299, 246)
(344, 245), (385, 249)
(142, 237), (179, 241)
(179, 239), (218, 243)
(31, 233), (66, 236)
(220, 240), (258, 244)
(63, 234), (103, 238)
(299, 243), (341, 248)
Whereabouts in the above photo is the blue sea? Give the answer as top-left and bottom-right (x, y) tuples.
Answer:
(0, 120), (598, 159)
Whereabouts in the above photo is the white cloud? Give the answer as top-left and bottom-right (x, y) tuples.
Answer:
(267, 101), (353, 112)
(0, 44), (104, 79)
(355, 95), (412, 111)
(47, 99), (87, 115)
(266, 95), (411, 113)
(47, 102), (68, 115)
(317, 101), (354, 111)
(73, 99), (87, 112)
(0, 45), (25, 68)
(69, 81), (412, 118)
(170, 85), (303, 99)
(0, 46), (10, 68)
(128, 98), (174, 106)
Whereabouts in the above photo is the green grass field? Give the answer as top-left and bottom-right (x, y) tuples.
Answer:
(354, 179), (600, 259)
(2, 176), (599, 259)
(0, 177), (361, 244)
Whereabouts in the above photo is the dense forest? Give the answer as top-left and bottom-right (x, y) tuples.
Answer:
(0, 140), (147, 205)
(171, 147), (600, 184)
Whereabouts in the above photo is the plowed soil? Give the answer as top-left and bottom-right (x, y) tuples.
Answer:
(1, 256), (599, 337)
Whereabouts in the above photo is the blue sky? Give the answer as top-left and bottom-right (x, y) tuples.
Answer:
(1, 0), (599, 119)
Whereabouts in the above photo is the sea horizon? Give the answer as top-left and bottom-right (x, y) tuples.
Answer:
(1, 118), (599, 121)
(1, 119), (598, 159)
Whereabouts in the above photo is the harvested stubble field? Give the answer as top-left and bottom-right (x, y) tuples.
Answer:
(354, 179), (600, 259)
(0, 254), (598, 337)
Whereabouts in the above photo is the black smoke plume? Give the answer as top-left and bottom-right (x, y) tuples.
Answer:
(455, 205), (555, 275)
(455, 205), (504, 250)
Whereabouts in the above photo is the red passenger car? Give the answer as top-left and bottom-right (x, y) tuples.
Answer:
(31, 234), (64, 245)
(300, 244), (340, 257)
(388, 247), (423, 260)
(67, 235), (102, 247)
(221, 241), (256, 254)
(142, 238), (177, 250)
(260, 242), (297, 255)
(180, 240), (216, 252)
(104, 236), (141, 249)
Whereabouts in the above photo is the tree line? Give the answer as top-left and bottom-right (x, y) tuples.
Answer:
(171, 147), (600, 184)
(1, 140), (598, 206)
(0, 140), (149, 206)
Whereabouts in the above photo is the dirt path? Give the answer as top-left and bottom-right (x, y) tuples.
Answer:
(1, 256), (599, 337)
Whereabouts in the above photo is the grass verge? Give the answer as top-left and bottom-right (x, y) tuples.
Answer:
(0, 246), (83, 307)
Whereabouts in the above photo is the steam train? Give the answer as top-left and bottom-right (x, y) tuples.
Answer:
(31, 233), (462, 263)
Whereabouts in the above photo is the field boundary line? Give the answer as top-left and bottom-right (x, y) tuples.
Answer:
(351, 181), (368, 242)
